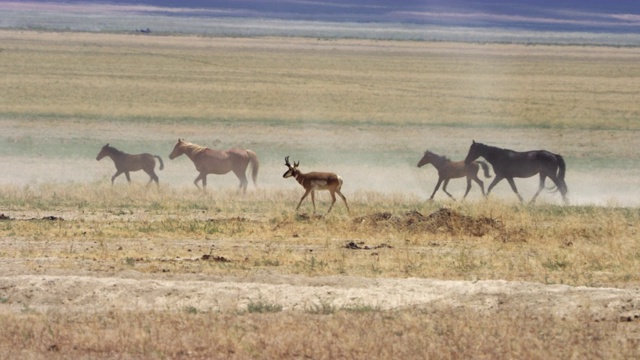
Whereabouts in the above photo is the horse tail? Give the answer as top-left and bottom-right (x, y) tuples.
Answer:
(246, 150), (259, 186)
(478, 161), (492, 178)
(154, 155), (164, 170)
(556, 154), (567, 194)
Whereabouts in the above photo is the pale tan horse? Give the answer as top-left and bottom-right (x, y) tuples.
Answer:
(96, 144), (164, 186)
(169, 139), (259, 192)
(417, 150), (491, 200)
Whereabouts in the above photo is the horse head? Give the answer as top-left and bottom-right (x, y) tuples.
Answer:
(169, 139), (185, 160)
(96, 143), (110, 161)
(417, 150), (434, 167)
(464, 140), (483, 164)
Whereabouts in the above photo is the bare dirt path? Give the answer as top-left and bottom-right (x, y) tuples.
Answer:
(2, 273), (640, 325)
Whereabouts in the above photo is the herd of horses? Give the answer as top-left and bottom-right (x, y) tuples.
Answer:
(97, 139), (569, 214)
(417, 140), (568, 205)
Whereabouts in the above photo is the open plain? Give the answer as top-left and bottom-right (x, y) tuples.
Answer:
(1, 30), (640, 358)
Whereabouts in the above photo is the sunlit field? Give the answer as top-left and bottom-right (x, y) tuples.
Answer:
(1, 29), (640, 358)
(4, 31), (640, 129)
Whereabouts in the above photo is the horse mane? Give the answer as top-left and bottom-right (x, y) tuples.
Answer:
(180, 141), (209, 156)
(105, 145), (126, 156)
(477, 142), (501, 151)
(478, 142), (512, 155)
(425, 150), (450, 162)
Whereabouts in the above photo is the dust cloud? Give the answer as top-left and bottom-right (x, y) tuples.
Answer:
(0, 123), (638, 207)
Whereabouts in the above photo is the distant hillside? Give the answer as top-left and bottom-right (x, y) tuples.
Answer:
(2, 1), (640, 45)
(12, 0), (640, 32)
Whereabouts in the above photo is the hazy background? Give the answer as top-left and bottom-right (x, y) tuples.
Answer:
(2, 0), (640, 45)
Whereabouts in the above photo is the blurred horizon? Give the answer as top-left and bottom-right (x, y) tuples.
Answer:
(1, 1), (640, 45)
(4, 1), (640, 32)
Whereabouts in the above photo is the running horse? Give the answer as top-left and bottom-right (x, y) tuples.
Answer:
(96, 144), (164, 186)
(464, 141), (569, 204)
(168, 139), (259, 192)
(417, 150), (492, 200)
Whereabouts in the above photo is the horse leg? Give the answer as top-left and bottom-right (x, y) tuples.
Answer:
(429, 178), (444, 200)
(486, 175), (504, 196)
(193, 173), (204, 189)
(471, 174), (486, 198)
(549, 173), (570, 204)
(296, 189), (311, 212)
(530, 174), (546, 204)
(442, 179), (455, 200)
(560, 185), (569, 204)
(201, 174), (208, 190)
(506, 178), (524, 203)
(559, 179), (569, 204)
(111, 170), (123, 185)
(234, 169), (248, 194)
(336, 190), (350, 214)
(145, 169), (159, 186)
(463, 176), (473, 199)
(124, 172), (132, 184)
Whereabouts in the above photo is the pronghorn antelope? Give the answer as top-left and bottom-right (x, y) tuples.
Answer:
(283, 156), (350, 215)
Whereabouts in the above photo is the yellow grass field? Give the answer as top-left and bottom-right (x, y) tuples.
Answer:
(1, 30), (640, 358)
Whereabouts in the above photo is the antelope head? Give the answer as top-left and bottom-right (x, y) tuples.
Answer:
(283, 156), (300, 178)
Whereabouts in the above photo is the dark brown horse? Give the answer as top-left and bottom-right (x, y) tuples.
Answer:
(464, 141), (568, 204)
(169, 139), (259, 192)
(96, 144), (164, 186)
(417, 150), (492, 200)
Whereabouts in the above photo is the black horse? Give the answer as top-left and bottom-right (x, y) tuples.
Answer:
(464, 141), (568, 204)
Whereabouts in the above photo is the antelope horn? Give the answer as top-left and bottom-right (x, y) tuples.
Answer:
(294, 161), (299, 167)
(285, 156), (291, 166)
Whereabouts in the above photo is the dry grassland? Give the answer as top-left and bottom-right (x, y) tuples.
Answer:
(1, 30), (640, 358)
(1, 186), (639, 359)
(3, 30), (640, 128)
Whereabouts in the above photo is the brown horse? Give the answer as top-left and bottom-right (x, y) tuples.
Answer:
(96, 144), (164, 186)
(169, 139), (259, 192)
(417, 150), (492, 200)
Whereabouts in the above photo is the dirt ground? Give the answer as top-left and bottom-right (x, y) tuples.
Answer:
(2, 269), (640, 327)
(1, 208), (639, 328)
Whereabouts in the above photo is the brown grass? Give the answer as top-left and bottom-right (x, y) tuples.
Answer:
(1, 186), (639, 358)
(2, 30), (640, 128)
(2, 308), (638, 360)
(1, 185), (639, 285)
